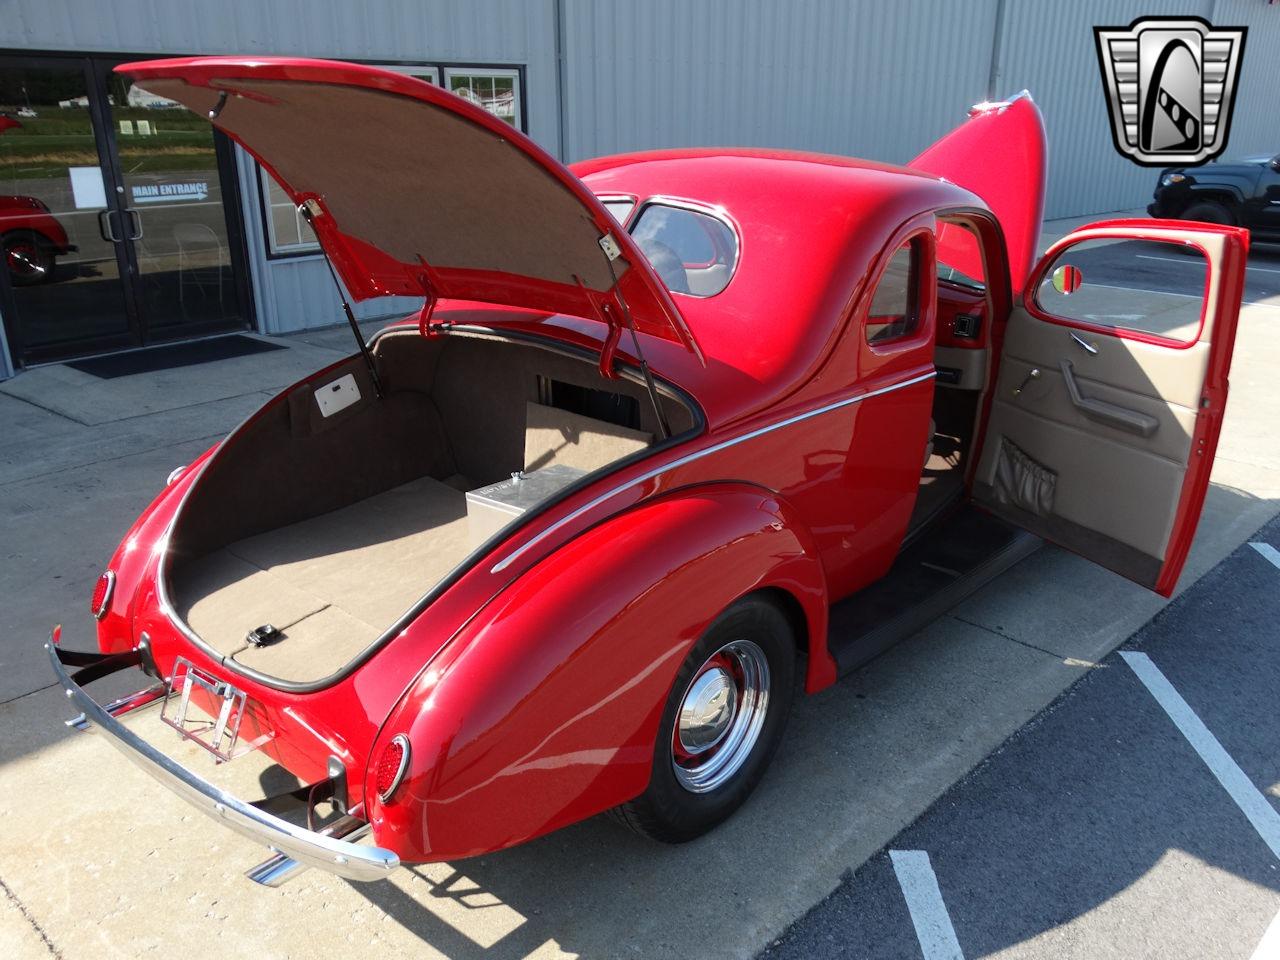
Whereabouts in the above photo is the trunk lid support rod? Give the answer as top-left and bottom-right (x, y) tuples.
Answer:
(600, 238), (671, 440)
(300, 201), (384, 399)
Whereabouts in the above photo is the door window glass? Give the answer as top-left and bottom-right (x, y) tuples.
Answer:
(0, 63), (132, 355)
(1034, 238), (1208, 344)
(866, 240), (920, 343)
(105, 75), (238, 333)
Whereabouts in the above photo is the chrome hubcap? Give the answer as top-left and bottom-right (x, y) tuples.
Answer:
(672, 639), (771, 794)
(678, 667), (738, 754)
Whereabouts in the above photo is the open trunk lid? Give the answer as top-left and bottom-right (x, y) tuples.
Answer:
(118, 57), (702, 363)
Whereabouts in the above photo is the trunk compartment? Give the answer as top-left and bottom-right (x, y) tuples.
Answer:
(165, 328), (696, 686)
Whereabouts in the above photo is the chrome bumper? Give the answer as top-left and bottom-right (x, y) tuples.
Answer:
(46, 632), (399, 883)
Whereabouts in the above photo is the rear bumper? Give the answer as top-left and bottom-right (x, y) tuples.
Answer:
(47, 633), (399, 883)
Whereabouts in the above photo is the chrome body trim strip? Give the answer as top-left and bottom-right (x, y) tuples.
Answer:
(47, 638), (399, 882)
(491, 369), (938, 573)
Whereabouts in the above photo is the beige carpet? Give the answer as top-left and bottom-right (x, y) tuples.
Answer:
(176, 475), (469, 683)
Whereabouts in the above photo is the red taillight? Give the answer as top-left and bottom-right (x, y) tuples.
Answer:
(374, 735), (410, 802)
(91, 571), (115, 620)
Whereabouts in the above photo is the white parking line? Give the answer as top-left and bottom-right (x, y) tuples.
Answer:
(889, 850), (966, 960)
(1251, 907), (1280, 960)
(1251, 542), (1280, 571)
(1120, 651), (1280, 860)
(1137, 253), (1280, 276)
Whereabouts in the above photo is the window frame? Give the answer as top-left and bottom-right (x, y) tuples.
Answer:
(1027, 235), (1212, 349)
(443, 66), (523, 132)
(256, 60), (525, 260)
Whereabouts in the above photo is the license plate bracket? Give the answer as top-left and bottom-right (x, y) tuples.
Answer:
(160, 657), (268, 762)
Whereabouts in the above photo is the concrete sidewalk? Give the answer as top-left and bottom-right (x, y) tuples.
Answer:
(0, 220), (1278, 959)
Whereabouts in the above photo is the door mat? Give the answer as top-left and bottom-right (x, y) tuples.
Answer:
(65, 335), (286, 379)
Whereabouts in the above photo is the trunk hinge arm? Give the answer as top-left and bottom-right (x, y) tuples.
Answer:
(599, 237), (671, 440)
(300, 200), (384, 399)
(414, 262), (448, 338)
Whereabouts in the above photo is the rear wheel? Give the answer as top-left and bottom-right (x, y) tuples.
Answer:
(3, 230), (55, 286)
(1181, 200), (1236, 227)
(614, 595), (796, 842)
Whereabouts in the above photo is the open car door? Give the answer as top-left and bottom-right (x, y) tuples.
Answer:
(972, 219), (1248, 596)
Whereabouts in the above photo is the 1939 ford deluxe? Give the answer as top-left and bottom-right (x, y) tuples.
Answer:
(48, 58), (1247, 885)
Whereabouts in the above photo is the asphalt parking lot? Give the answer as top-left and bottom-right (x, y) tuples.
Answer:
(0, 215), (1278, 959)
(764, 517), (1280, 960)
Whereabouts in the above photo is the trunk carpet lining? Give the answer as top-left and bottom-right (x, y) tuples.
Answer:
(176, 475), (470, 683)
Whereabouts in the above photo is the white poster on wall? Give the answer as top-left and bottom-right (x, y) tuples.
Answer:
(69, 166), (107, 210)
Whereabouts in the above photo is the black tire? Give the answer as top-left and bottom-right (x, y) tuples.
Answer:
(3, 230), (56, 286)
(1181, 200), (1236, 227)
(614, 595), (796, 843)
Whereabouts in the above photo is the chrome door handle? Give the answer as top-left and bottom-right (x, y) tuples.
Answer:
(1069, 331), (1099, 355)
(124, 209), (143, 241)
(1013, 367), (1041, 397)
(97, 209), (121, 243)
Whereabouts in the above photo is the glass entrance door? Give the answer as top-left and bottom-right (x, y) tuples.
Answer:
(98, 62), (244, 342)
(0, 55), (250, 366)
(0, 58), (135, 361)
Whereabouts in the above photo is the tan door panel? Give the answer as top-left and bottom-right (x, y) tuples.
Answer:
(976, 398), (1186, 558)
(975, 308), (1202, 581)
(973, 221), (1246, 594)
(989, 350), (1198, 465)
(1000, 306), (1210, 409)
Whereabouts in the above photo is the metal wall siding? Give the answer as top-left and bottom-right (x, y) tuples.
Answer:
(993, 0), (1214, 219)
(560, 0), (999, 167)
(1214, 0), (1280, 162)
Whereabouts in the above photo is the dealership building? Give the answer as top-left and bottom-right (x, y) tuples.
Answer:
(1, 0), (1277, 379)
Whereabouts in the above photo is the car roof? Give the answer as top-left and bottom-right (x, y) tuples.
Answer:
(572, 149), (988, 429)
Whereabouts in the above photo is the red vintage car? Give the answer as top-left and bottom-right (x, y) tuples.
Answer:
(48, 58), (1246, 885)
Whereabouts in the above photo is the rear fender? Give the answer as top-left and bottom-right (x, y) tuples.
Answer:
(366, 483), (830, 862)
(95, 444), (218, 651)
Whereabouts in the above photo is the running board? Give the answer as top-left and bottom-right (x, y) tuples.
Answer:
(829, 506), (1041, 676)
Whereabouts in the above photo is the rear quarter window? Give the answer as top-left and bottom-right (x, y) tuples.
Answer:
(631, 203), (738, 297)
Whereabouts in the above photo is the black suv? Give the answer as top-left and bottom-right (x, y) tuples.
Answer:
(1148, 153), (1280, 241)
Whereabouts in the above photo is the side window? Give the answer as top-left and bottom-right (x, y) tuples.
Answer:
(601, 198), (636, 224)
(1035, 238), (1208, 344)
(865, 240), (920, 344)
(630, 203), (738, 297)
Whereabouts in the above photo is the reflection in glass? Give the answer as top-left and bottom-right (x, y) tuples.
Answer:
(0, 65), (132, 352)
(631, 204), (738, 298)
(447, 71), (520, 127)
(104, 74), (237, 332)
(1037, 238), (1208, 343)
